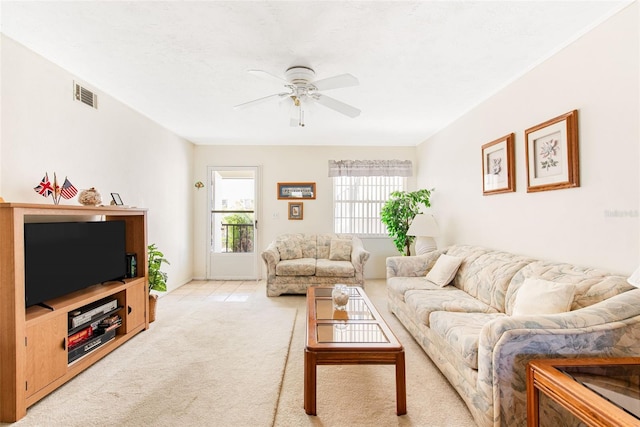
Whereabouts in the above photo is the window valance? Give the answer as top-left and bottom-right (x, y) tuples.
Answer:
(328, 160), (413, 177)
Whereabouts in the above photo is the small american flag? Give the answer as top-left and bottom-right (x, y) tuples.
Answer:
(34, 173), (53, 197)
(60, 177), (78, 199)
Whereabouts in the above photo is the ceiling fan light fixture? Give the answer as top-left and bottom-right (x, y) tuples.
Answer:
(237, 65), (360, 125)
(285, 66), (316, 85)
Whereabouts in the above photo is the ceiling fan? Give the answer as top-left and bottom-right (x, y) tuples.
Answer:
(233, 66), (361, 127)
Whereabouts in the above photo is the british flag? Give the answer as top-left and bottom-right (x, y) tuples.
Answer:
(34, 173), (53, 197)
(60, 178), (78, 199)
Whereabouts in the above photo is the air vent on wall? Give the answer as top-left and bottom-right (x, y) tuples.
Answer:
(73, 81), (98, 109)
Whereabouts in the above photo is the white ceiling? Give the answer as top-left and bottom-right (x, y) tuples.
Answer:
(0, 1), (632, 146)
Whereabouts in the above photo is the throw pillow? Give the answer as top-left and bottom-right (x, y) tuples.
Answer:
(425, 254), (463, 287)
(512, 278), (576, 316)
(329, 238), (352, 261)
(276, 239), (302, 260)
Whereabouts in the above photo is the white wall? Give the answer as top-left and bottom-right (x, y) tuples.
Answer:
(192, 145), (417, 279)
(417, 3), (639, 274)
(1, 35), (195, 292)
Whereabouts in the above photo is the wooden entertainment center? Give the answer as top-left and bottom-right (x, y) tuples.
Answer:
(0, 203), (148, 422)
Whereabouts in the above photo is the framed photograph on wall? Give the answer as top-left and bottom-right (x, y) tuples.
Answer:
(482, 133), (515, 195)
(525, 110), (579, 193)
(288, 202), (303, 220)
(277, 182), (316, 199)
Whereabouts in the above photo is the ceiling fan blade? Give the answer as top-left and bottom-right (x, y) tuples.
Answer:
(247, 69), (289, 85)
(312, 73), (359, 91)
(311, 94), (361, 118)
(233, 92), (289, 109)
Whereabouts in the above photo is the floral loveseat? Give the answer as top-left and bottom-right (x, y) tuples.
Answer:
(386, 244), (640, 427)
(262, 233), (370, 297)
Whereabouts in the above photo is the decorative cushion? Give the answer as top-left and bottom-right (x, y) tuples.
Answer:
(329, 238), (352, 261)
(276, 239), (302, 260)
(512, 278), (576, 316)
(426, 254), (464, 287)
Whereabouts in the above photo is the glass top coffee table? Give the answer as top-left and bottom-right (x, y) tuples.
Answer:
(527, 357), (640, 426)
(304, 286), (406, 416)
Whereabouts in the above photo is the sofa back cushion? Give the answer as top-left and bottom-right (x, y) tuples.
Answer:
(276, 236), (302, 260)
(316, 234), (334, 259)
(299, 234), (317, 259)
(316, 233), (360, 260)
(446, 245), (533, 313)
(276, 234), (317, 259)
(505, 260), (634, 315)
(446, 246), (491, 290)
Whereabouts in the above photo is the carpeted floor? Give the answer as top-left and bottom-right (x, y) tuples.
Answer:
(7, 301), (297, 427)
(4, 280), (475, 427)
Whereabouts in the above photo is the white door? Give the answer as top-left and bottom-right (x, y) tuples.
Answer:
(207, 167), (258, 280)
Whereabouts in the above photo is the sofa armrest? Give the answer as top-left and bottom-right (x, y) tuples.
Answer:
(477, 289), (640, 427)
(350, 238), (370, 266)
(386, 249), (445, 278)
(261, 242), (281, 283)
(350, 237), (370, 284)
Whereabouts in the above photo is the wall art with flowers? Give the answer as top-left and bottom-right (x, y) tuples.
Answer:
(525, 110), (579, 192)
(482, 133), (515, 196)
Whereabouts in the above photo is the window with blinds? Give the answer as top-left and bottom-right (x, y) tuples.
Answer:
(333, 176), (406, 235)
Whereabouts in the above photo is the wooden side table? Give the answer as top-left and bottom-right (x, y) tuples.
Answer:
(527, 357), (640, 427)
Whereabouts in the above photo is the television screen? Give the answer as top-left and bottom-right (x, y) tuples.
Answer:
(24, 221), (126, 308)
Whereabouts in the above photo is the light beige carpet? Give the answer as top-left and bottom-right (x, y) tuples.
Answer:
(5, 280), (475, 427)
(7, 302), (297, 427)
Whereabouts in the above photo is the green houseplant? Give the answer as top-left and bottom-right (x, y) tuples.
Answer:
(147, 243), (170, 322)
(380, 188), (432, 256)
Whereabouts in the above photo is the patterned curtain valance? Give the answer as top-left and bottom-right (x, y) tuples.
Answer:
(328, 160), (413, 177)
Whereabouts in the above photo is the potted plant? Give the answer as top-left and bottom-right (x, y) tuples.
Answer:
(380, 188), (432, 256)
(147, 243), (170, 322)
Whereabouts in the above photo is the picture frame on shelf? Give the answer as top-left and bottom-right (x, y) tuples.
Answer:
(277, 182), (316, 199)
(482, 133), (515, 195)
(525, 110), (579, 193)
(111, 192), (124, 205)
(288, 202), (303, 220)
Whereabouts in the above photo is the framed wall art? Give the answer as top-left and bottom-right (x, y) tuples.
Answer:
(288, 202), (303, 220)
(525, 110), (579, 193)
(277, 182), (316, 199)
(482, 133), (515, 195)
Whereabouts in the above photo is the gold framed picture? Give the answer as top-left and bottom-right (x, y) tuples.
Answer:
(277, 182), (316, 199)
(482, 133), (515, 195)
(525, 110), (579, 193)
(288, 202), (303, 220)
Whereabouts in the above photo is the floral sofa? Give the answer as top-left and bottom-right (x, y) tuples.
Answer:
(386, 244), (640, 427)
(261, 233), (370, 297)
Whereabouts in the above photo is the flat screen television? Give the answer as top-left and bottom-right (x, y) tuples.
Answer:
(24, 221), (127, 308)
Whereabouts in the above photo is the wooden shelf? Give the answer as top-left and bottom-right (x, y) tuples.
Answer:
(0, 204), (148, 422)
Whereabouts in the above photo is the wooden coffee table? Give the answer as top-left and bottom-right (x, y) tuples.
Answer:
(304, 286), (406, 416)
